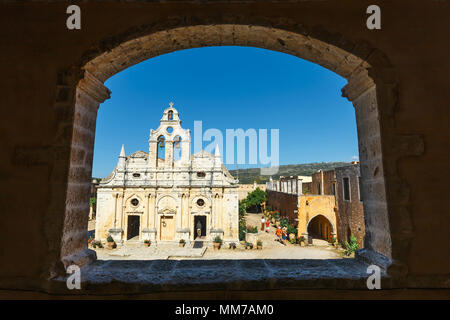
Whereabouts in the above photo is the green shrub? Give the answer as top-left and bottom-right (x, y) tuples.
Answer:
(280, 218), (289, 228)
(92, 240), (103, 248)
(246, 226), (258, 233)
(239, 217), (246, 241)
(106, 235), (114, 243)
(344, 235), (359, 256)
(257, 240), (263, 247)
(287, 224), (297, 235)
(213, 236), (223, 244)
(179, 239), (185, 244)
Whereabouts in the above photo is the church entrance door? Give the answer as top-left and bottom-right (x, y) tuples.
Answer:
(194, 216), (207, 240)
(127, 215), (140, 240)
(160, 215), (175, 241)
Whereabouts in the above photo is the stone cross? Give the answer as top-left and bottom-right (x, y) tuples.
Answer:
(169, 102), (174, 108)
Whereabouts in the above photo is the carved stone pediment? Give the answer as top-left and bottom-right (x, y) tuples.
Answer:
(159, 208), (176, 215)
(127, 150), (148, 159)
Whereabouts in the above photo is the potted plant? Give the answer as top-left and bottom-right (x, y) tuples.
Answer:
(87, 235), (94, 248)
(179, 239), (186, 247)
(213, 236), (222, 250)
(299, 236), (306, 247)
(245, 242), (253, 249)
(106, 235), (115, 249)
(92, 240), (103, 249)
(256, 240), (263, 250)
(144, 239), (151, 247)
(330, 236), (337, 246)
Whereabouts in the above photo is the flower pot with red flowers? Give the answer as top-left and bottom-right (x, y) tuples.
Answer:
(87, 235), (94, 248)
(299, 236), (306, 247)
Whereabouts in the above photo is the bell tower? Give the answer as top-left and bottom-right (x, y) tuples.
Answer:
(148, 102), (191, 168)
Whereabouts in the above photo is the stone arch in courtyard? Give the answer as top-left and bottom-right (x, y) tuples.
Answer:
(52, 19), (416, 281)
(307, 214), (335, 242)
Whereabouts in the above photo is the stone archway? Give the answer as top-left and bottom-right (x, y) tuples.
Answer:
(55, 20), (403, 277)
(307, 214), (335, 243)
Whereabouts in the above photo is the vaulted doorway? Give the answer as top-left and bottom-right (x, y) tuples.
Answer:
(127, 215), (140, 240)
(160, 215), (175, 241)
(194, 216), (207, 240)
(307, 215), (333, 242)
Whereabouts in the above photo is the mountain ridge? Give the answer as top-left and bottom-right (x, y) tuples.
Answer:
(229, 161), (351, 184)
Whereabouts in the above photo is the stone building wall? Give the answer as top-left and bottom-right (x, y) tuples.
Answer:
(237, 184), (266, 201)
(266, 190), (298, 223)
(310, 169), (336, 195)
(297, 195), (337, 241)
(335, 163), (365, 247)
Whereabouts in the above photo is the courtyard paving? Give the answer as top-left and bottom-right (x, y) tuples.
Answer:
(88, 213), (344, 260)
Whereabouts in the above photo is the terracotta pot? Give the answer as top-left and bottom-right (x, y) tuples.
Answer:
(179, 243), (185, 247)
(257, 245), (262, 250)
(213, 242), (220, 250)
(107, 242), (114, 249)
(144, 242), (150, 247)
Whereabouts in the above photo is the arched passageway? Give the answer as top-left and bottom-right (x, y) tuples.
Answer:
(307, 215), (334, 243)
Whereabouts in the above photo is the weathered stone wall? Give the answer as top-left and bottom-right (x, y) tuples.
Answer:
(335, 164), (365, 247)
(266, 190), (298, 222)
(311, 170), (336, 195)
(0, 0), (448, 296)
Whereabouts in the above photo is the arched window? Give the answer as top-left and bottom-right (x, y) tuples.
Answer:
(157, 135), (165, 161)
(168, 110), (174, 120)
(173, 135), (182, 161)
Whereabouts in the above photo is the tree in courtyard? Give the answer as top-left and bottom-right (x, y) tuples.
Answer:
(245, 188), (267, 213)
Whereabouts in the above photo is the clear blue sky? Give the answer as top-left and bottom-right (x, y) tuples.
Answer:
(92, 46), (359, 178)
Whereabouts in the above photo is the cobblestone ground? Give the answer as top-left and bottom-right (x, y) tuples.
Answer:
(88, 215), (344, 260)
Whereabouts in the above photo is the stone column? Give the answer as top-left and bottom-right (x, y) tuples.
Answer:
(210, 196), (215, 230)
(60, 70), (111, 270)
(113, 193), (118, 228)
(119, 192), (125, 231)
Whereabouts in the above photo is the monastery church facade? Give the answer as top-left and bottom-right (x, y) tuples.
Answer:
(95, 104), (239, 245)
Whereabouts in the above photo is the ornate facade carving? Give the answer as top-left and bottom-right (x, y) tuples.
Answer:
(95, 104), (239, 244)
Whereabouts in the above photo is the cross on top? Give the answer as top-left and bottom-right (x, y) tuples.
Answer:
(169, 102), (174, 108)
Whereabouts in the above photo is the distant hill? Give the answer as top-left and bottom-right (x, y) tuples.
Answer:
(229, 162), (350, 184)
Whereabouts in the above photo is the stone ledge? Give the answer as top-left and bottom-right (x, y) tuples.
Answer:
(44, 258), (391, 294)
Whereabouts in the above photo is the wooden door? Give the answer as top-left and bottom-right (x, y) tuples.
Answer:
(160, 216), (175, 241)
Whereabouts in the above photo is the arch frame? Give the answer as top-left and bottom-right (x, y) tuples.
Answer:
(306, 213), (336, 235)
(48, 17), (423, 282)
